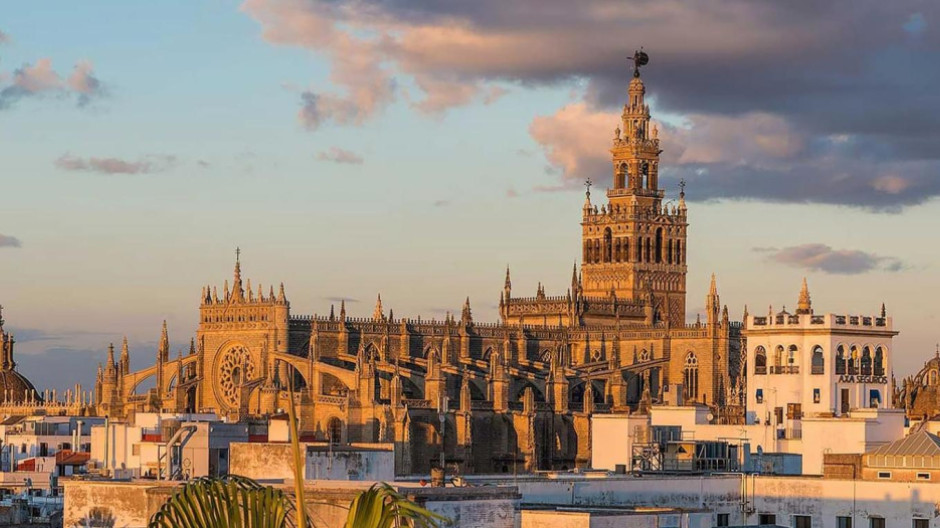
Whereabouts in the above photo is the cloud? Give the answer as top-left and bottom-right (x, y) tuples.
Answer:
(241, 0), (940, 210)
(432, 199), (450, 207)
(316, 146), (364, 164)
(0, 234), (22, 248)
(758, 244), (905, 275)
(506, 187), (519, 198)
(0, 58), (106, 110)
(0, 29), (10, 44)
(904, 13), (927, 36)
(323, 296), (359, 303)
(54, 154), (176, 174)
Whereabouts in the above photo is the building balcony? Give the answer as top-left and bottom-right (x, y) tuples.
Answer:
(770, 366), (800, 374)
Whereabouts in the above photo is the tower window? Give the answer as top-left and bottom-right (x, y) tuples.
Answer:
(655, 228), (663, 263)
(604, 228), (613, 263)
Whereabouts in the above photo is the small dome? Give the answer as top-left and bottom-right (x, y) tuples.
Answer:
(0, 368), (39, 403)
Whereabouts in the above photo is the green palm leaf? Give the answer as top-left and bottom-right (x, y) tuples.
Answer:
(343, 483), (447, 528)
(147, 475), (309, 528)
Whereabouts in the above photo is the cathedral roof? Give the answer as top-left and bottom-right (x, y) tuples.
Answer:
(0, 368), (39, 403)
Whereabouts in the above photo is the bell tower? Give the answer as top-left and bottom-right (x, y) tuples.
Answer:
(580, 51), (688, 325)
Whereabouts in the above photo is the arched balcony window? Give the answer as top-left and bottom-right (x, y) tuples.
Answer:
(874, 347), (885, 376)
(754, 346), (767, 375)
(861, 346), (873, 376)
(836, 345), (846, 375)
(811, 346), (824, 375)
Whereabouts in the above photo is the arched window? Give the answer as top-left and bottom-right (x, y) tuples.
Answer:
(614, 238), (621, 262)
(874, 347), (885, 376)
(774, 345), (785, 371)
(861, 346), (872, 376)
(604, 228), (613, 263)
(584, 241), (591, 263)
(812, 346), (824, 375)
(645, 238), (651, 262)
(675, 240), (682, 264)
(788, 345), (798, 366)
(655, 228), (663, 263)
(327, 417), (343, 445)
(754, 346), (767, 375)
(623, 238), (630, 263)
(667, 240), (674, 264)
(684, 352), (699, 402)
(849, 346), (859, 375)
(836, 345), (846, 375)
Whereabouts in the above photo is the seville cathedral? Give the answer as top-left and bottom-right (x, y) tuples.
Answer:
(1, 60), (746, 474)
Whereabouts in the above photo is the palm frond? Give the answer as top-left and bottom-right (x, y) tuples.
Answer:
(343, 483), (447, 528)
(147, 475), (308, 528)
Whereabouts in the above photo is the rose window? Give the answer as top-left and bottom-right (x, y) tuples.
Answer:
(217, 346), (255, 408)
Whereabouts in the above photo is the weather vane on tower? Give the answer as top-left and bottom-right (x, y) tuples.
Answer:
(629, 48), (649, 78)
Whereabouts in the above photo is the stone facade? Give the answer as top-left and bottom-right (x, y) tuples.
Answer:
(93, 61), (742, 476)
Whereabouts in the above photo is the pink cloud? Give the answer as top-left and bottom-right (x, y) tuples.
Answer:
(54, 154), (176, 175)
(0, 58), (106, 109)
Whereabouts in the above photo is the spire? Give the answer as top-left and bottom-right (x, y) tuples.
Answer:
(189, 337), (196, 356)
(373, 294), (384, 321)
(0, 303), (4, 330)
(277, 282), (287, 304)
(107, 342), (115, 368)
(329, 304), (335, 321)
(159, 320), (169, 362)
(232, 247), (244, 302)
(504, 265), (512, 291)
(678, 179), (687, 210)
(462, 297), (473, 324)
(340, 299), (347, 321)
(120, 336), (129, 374)
(708, 273), (717, 298)
(881, 302), (887, 318)
(796, 277), (812, 315)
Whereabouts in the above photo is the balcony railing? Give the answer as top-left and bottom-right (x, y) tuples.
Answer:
(755, 366), (767, 375)
(771, 366), (800, 374)
(811, 365), (825, 375)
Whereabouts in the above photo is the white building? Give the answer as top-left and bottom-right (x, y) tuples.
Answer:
(88, 412), (246, 479)
(744, 280), (896, 433)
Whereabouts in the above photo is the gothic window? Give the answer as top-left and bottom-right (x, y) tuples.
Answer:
(861, 346), (872, 375)
(645, 238), (651, 262)
(874, 347), (885, 376)
(584, 241), (591, 263)
(636, 237), (643, 261)
(604, 228), (613, 263)
(327, 417), (343, 444)
(655, 228), (663, 263)
(667, 240), (674, 264)
(774, 345), (784, 370)
(812, 346), (824, 375)
(594, 239), (601, 264)
(675, 240), (682, 264)
(788, 345), (798, 366)
(623, 238), (630, 263)
(684, 352), (699, 401)
(216, 345), (255, 409)
(754, 346), (767, 374)
(614, 238), (621, 262)
(836, 345), (846, 375)
(849, 346), (860, 375)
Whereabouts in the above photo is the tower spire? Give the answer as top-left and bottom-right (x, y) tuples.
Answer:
(232, 247), (245, 302)
(373, 294), (384, 321)
(797, 277), (812, 315)
(159, 320), (169, 362)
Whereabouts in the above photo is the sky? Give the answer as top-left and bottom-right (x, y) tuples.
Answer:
(1, 1), (939, 391)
